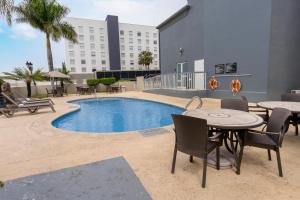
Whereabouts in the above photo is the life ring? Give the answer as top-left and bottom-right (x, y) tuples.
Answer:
(208, 77), (218, 90)
(230, 79), (241, 94)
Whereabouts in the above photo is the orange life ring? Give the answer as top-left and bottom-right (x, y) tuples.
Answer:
(208, 77), (218, 90)
(230, 79), (241, 94)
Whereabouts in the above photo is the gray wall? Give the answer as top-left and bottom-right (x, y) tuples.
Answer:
(203, 0), (272, 101)
(106, 15), (121, 70)
(267, 0), (300, 100)
(159, 0), (204, 74)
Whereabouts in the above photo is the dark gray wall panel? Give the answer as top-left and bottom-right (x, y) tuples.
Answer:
(203, 0), (272, 101)
(159, 0), (204, 74)
(267, 0), (300, 100)
(106, 15), (121, 70)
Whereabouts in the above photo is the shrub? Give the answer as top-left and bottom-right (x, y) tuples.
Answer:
(99, 77), (116, 85)
(87, 79), (100, 86)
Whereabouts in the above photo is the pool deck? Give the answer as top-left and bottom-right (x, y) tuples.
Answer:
(0, 91), (300, 199)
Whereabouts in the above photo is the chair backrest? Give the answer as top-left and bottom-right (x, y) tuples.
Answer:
(172, 114), (208, 157)
(266, 108), (292, 146)
(1, 92), (18, 106)
(185, 96), (203, 110)
(221, 99), (248, 112)
(281, 93), (300, 102)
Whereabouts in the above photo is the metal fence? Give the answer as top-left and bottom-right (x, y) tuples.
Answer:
(144, 72), (206, 90)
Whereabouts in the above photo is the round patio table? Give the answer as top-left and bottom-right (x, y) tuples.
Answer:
(257, 101), (300, 113)
(184, 108), (264, 172)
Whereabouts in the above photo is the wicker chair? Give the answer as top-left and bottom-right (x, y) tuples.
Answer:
(238, 108), (291, 176)
(241, 96), (269, 123)
(171, 114), (222, 188)
(281, 93), (300, 136)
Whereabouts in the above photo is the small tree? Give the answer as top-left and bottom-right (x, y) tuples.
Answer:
(58, 62), (71, 88)
(138, 51), (153, 70)
(0, 0), (14, 25)
(3, 67), (47, 97)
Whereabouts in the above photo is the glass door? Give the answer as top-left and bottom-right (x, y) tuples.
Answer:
(176, 62), (186, 88)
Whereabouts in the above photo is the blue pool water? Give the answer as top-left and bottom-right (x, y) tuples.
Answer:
(52, 98), (185, 133)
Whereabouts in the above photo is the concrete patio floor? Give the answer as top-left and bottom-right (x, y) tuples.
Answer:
(0, 91), (299, 199)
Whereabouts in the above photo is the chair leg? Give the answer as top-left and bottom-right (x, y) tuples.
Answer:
(189, 155), (193, 163)
(275, 148), (283, 177)
(267, 149), (272, 161)
(171, 145), (177, 174)
(202, 155), (207, 188)
(295, 123), (298, 136)
(216, 147), (220, 170)
(237, 145), (244, 175)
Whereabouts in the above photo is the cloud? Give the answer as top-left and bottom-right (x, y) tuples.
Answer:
(10, 24), (38, 40)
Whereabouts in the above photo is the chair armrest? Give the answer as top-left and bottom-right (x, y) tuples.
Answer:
(248, 129), (279, 135)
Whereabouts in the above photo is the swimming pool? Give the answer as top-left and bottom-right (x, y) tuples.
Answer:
(52, 98), (185, 133)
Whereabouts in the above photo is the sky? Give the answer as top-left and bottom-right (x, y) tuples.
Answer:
(0, 0), (187, 72)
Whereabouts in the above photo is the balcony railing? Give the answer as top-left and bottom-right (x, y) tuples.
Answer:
(144, 72), (206, 90)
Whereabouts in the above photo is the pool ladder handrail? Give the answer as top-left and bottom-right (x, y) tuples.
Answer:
(185, 96), (203, 110)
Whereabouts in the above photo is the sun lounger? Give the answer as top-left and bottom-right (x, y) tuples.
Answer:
(1, 92), (55, 118)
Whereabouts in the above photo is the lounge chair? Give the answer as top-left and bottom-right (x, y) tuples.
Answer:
(281, 93), (300, 136)
(1, 92), (55, 118)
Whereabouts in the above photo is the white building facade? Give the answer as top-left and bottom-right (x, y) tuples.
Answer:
(64, 16), (159, 74)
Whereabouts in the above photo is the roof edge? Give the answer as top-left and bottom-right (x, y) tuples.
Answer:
(156, 5), (190, 29)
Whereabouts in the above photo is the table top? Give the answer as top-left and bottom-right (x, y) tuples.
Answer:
(257, 101), (300, 113)
(184, 108), (264, 130)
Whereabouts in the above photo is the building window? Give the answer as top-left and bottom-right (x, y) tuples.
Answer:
(100, 35), (104, 42)
(146, 46), (150, 51)
(137, 31), (141, 37)
(70, 59), (75, 65)
(101, 52), (106, 58)
(99, 28), (104, 32)
(138, 39), (141, 44)
(153, 33), (157, 38)
(121, 45), (125, 51)
(91, 51), (96, 57)
(130, 53), (134, 58)
(130, 61), (134, 66)
(154, 47), (158, 52)
(90, 43), (95, 49)
(82, 67), (87, 72)
(102, 67), (106, 71)
(69, 51), (74, 57)
(90, 35), (94, 41)
(81, 59), (86, 64)
(91, 59), (96, 65)
(129, 38), (133, 44)
(138, 66), (143, 70)
(80, 51), (85, 57)
(79, 35), (84, 41)
(130, 67), (134, 70)
(120, 30), (124, 35)
(153, 40), (157, 45)
(129, 46), (133, 51)
(101, 60), (106, 65)
(71, 67), (76, 72)
(121, 53), (125, 58)
(78, 26), (83, 33)
(129, 31), (133, 37)
(68, 43), (74, 49)
(146, 32), (149, 38)
(146, 39), (149, 45)
(122, 60), (125, 65)
(100, 44), (105, 49)
(154, 61), (158, 65)
(154, 54), (158, 58)
(138, 46), (142, 51)
(92, 67), (96, 72)
(120, 38), (124, 43)
(89, 27), (94, 34)
(79, 43), (84, 49)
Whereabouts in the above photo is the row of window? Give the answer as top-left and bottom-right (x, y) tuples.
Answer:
(70, 59), (106, 66)
(78, 26), (105, 34)
(70, 65), (159, 73)
(77, 34), (105, 42)
(119, 37), (157, 45)
(69, 42), (105, 50)
(120, 45), (158, 52)
(120, 60), (158, 66)
(120, 30), (157, 38)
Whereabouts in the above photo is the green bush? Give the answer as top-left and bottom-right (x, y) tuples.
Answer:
(87, 79), (100, 86)
(99, 77), (116, 85)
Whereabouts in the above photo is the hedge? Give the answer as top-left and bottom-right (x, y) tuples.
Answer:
(99, 77), (116, 85)
(86, 79), (100, 86)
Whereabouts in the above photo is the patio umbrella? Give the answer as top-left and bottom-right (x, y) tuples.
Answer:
(47, 71), (70, 90)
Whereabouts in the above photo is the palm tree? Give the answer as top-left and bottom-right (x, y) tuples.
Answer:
(2, 67), (47, 97)
(138, 51), (154, 70)
(14, 0), (77, 74)
(0, 0), (14, 25)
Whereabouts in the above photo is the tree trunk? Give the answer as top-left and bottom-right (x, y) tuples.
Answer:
(46, 33), (55, 88)
(26, 81), (31, 98)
